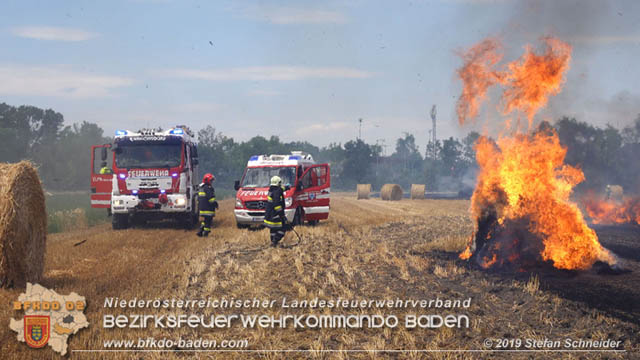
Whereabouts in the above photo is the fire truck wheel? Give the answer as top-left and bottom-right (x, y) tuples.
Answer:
(236, 223), (250, 229)
(112, 214), (129, 230)
(183, 212), (197, 229)
(308, 220), (319, 226)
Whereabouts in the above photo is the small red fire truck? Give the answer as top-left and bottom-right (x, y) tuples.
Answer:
(233, 152), (331, 228)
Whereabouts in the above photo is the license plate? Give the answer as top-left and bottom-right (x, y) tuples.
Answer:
(252, 217), (263, 222)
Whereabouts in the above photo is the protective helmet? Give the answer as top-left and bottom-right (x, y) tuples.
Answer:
(203, 173), (215, 184)
(270, 176), (282, 186)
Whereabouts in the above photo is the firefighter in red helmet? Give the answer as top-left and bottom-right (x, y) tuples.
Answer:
(196, 173), (218, 237)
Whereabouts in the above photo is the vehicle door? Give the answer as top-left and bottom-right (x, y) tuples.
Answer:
(90, 144), (113, 208)
(297, 164), (330, 221)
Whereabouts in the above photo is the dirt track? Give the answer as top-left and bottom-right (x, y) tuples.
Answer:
(1, 195), (638, 359)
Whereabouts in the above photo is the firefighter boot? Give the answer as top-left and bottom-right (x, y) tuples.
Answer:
(270, 229), (279, 247)
(197, 221), (205, 237)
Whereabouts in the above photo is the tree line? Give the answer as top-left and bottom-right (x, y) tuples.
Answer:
(2, 102), (640, 195)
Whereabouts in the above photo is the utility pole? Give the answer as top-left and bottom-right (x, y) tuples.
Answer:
(430, 105), (437, 159)
(358, 118), (363, 140)
(375, 138), (385, 177)
(427, 129), (432, 159)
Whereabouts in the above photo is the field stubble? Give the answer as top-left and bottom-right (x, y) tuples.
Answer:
(0, 194), (638, 359)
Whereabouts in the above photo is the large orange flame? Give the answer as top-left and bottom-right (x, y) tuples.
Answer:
(456, 38), (503, 126)
(456, 37), (616, 270)
(502, 38), (572, 129)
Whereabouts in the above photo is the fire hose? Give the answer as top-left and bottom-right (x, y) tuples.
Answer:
(280, 217), (302, 248)
(215, 218), (302, 256)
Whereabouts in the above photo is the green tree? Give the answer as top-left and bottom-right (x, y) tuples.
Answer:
(342, 139), (379, 188)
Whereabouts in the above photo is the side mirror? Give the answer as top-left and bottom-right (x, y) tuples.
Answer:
(234, 180), (240, 191)
(101, 147), (108, 161)
(192, 158), (199, 166)
(284, 185), (291, 191)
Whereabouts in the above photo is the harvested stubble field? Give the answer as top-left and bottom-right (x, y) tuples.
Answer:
(1, 194), (639, 359)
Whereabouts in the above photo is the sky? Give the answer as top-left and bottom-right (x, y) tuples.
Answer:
(1, 0), (640, 153)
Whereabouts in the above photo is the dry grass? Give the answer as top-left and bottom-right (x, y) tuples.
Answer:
(0, 194), (637, 359)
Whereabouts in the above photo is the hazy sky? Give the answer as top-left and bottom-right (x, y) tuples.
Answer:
(1, 0), (639, 153)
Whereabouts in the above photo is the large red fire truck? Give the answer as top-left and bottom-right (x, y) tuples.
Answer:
(90, 126), (200, 229)
(233, 152), (330, 228)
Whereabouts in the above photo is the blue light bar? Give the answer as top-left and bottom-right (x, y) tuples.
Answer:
(249, 155), (259, 161)
(132, 190), (138, 194)
(288, 155), (301, 160)
(171, 173), (178, 178)
(119, 173), (126, 179)
(115, 130), (127, 136)
(169, 128), (184, 135)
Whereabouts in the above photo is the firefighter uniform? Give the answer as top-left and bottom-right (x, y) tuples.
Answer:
(99, 162), (112, 174)
(197, 181), (217, 237)
(264, 179), (287, 247)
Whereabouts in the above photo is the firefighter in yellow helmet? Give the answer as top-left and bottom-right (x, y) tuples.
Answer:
(99, 162), (112, 174)
(264, 175), (287, 247)
(196, 173), (218, 237)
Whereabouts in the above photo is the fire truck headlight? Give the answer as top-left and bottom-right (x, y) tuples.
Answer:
(235, 198), (243, 208)
(285, 197), (293, 208)
(114, 200), (124, 206)
(175, 198), (186, 206)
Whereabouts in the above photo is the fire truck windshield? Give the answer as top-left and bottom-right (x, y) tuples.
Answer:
(115, 144), (182, 168)
(241, 166), (296, 188)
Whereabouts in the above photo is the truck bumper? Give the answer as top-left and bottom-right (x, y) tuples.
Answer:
(234, 209), (295, 225)
(111, 194), (190, 214)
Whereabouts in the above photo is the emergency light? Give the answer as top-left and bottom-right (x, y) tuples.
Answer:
(119, 173), (126, 179)
(115, 130), (128, 136)
(169, 128), (184, 135)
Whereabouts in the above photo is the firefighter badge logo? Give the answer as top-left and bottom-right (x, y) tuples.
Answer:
(309, 192), (316, 200)
(24, 315), (50, 348)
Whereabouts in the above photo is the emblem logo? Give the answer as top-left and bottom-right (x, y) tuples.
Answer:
(309, 193), (316, 200)
(24, 315), (50, 348)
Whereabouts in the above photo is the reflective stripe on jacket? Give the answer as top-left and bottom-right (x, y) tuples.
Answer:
(198, 183), (216, 216)
(264, 185), (285, 228)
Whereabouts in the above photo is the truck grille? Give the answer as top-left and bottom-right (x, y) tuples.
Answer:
(245, 201), (266, 210)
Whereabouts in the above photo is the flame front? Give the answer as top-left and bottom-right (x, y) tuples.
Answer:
(583, 194), (640, 226)
(457, 37), (616, 270)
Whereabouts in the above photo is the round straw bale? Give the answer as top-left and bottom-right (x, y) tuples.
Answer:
(0, 161), (47, 288)
(410, 184), (426, 199)
(356, 184), (371, 200)
(606, 184), (623, 202)
(381, 184), (403, 201)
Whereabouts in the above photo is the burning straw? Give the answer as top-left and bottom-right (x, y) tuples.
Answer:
(0, 161), (47, 287)
(456, 37), (616, 271)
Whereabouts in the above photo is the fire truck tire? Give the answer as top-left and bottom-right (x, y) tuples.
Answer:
(308, 220), (319, 226)
(183, 211), (198, 229)
(236, 223), (250, 229)
(112, 214), (129, 230)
